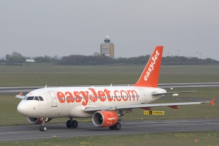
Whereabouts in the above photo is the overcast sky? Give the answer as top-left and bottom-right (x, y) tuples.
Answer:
(0, 1), (219, 59)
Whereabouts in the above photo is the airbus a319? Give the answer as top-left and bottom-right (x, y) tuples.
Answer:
(16, 46), (214, 131)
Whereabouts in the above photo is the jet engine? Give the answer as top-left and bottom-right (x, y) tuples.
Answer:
(27, 117), (52, 124)
(92, 111), (118, 127)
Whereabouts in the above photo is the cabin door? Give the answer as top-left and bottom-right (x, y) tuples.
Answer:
(139, 89), (146, 104)
(48, 91), (57, 107)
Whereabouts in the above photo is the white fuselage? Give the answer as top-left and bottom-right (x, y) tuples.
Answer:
(17, 86), (166, 118)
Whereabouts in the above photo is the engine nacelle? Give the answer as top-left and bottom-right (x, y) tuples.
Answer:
(27, 117), (52, 124)
(92, 111), (118, 127)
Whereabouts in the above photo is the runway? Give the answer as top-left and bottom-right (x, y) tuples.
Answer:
(0, 82), (219, 95)
(0, 118), (219, 142)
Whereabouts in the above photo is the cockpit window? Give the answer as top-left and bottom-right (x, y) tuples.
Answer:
(26, 96), (34, 100)
(26, 96), (44, 101)
(39, 96), (44, 101)
(34, 96), (39, 101)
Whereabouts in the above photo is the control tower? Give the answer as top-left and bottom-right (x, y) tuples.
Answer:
(100, 36), (114, 58)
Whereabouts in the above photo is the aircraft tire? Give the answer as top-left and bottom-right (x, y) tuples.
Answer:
(71, 120), (78, 128)
(109, 126), (115, 130)
(114, 122), (121, 130)
(39, 126), (46, 131)
(43, 126), (47, 131)
(39, 126), (43, 131)
(66, 120), (71, 128)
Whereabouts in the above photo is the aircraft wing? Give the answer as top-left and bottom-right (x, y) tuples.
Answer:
(84, 99), (215, 112)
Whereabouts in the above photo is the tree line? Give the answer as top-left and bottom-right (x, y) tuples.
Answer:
(58, 54), (219, 65)
(0, 52), (58, 65)
(1, 52), (218, 65)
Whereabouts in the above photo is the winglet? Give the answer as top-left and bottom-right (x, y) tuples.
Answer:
(210, 99), (215, 106)
(16, 92), (25, 100)
(133, 46), (163, 87)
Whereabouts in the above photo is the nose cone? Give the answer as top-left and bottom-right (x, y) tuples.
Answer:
(17, 101), (29, 116)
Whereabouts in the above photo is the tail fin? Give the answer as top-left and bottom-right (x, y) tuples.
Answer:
(133, 46), (163, 87)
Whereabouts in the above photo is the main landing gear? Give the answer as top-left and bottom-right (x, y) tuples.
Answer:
(66, 118), (78, 129)
(39, 118), (47, 131)
(109, 122), (121, 130)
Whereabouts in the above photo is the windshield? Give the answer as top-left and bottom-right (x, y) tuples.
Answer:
(26, 96), (34, 100)
(26, 96), (44, 101)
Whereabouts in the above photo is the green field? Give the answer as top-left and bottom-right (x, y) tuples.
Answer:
(1, 131), (219, 146)
(0, 64), (219, 86)
(0, 64), (219, 144)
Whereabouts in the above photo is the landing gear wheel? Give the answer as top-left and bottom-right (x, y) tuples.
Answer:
(109, 126), (115, 130)
(71, 120), (78, 128)
(43, 126), (47, 131)
(66, 120), (71, 128)
(114, 122), (121, 130)
(39, 126), (47, 131)
(39, 126), (43, 131)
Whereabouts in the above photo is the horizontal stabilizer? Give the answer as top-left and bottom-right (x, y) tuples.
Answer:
(15, 92), (25, 100)
(152, 90), (196, 96)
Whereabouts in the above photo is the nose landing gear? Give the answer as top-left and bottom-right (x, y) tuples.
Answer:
(39, 125), (47, 131)
(39, 118), (47, 131)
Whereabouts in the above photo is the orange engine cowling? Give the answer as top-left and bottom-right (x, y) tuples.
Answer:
(92, 111), (118, 127)
(27, 117), (52, 124)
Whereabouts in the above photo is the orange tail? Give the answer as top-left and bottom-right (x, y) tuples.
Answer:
(133, 46), (163, 87)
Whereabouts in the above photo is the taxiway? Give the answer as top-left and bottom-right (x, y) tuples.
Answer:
(0, 82), (219, 95)
(0, 118), (219, 142)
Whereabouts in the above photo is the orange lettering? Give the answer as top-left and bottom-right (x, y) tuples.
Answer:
(74, 91), (81, 103)
(65, 92), (74, 103)
(114, 90), (121, 101)
(89, 88), (98, 102)
(121, 90), (128, 101)
(98, 91), (106, 102)
(127, 90), (138, 101)
(80, 91), (89, 106)
(57, 92), (65, 103)
(104, 89), (112, 101)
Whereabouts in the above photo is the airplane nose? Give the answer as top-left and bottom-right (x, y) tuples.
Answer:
(17, 101), (29, 116)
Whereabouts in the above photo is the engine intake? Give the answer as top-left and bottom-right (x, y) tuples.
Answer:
(27, 117), (52, 124)
(92, 111), (118, 127)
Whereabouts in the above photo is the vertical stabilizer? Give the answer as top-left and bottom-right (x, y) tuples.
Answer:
(133, 46), (163, 87)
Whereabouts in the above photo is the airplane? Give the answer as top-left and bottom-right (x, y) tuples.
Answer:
(16, 46), (215, 131)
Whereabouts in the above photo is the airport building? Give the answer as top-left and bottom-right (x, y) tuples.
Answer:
(100, 36), (114, 58)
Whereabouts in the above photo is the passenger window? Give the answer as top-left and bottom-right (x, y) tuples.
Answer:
(34, 96), (39, 101)
(39, 96), (44, 101)
(26, 96), (34, 100)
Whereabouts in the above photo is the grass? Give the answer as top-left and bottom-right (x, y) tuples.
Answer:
(0, 65), (219, 86)
(1, 131), (219, 146)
